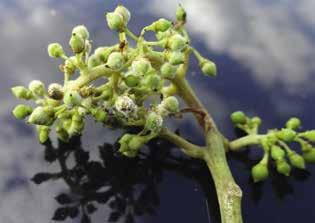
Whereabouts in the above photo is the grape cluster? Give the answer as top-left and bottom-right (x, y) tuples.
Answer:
(11, 5), (216, 157)
(231, 111), (315, 182)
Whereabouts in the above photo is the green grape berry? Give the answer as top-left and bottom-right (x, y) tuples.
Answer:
(288, 152), (305, 169)
(270, 145), (285, 160)
(200, 60), (217, 77)
(72, 25), (89, 40)
(114, 5), (131, 24)
(124, 73), (140, 87)
(276, 128), (297, 142)
(251, 116), (262, 126)
(143, 74), (163, 91)
(303, 149), (315, 163)
(11, 86), (33, 100)
(128, 135), (146, 151)
(48, 83), (64, 100)
(92, 109), (108, 122)
(47, 43), (65, 58)
(276, 159), (291, 176)
(160, 63), (177, 79)
(94, 47), (113, 62)
(69, 33), (85, 54)
(176, 4), (186, 23)
(145, 112), (163, 133)
(251, 163), (269, 183)
(37, 126), (50, 144)
(161, 96), (179, 114)
(64, 90), (82, 107)
(29, 80), (45, 97)
(106, 12), (125, 32)
(285, 117), (301, 130)
(64, 58), (76, 75)
(56, 126), (69, 142)
(169, 51), (185, 65)
(230, 111), (247, 125)
(168, 34), (187, 51)
(301, 130), (315, 142)
(149, 18), (172, 32)
(88, 54), (102, 68)
(28, 106), (54, 126)
(106, 52), (124, 70)
(12, 104), (33, 120)
(132, 58), (151, 74)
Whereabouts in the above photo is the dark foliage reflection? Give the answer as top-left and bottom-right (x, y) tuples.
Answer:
(31, 130), (312, 223)
(32, 135), (221, 223)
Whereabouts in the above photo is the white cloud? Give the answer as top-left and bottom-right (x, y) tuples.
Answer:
(148, 0), (315, 92)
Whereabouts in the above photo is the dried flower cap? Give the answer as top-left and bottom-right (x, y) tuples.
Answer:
(48, 83), (64, 100)
(115, 95), (137, 116)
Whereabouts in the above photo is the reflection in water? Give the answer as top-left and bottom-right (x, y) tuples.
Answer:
(35, 135), (219, 223)
(29, 132), (312, 223)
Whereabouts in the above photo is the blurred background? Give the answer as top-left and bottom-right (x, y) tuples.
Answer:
(1, 0), (315, 222)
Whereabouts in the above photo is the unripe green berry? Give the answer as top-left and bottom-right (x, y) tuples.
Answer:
(288, 152), (305, 169)
(92, 109), (108, 122)
(176, 4), (186, 23)
(270, 145), (285, 160)
(47, 43), (65, 58)
(169, 51), (185, 65)
(106, 12), (125, 32)
(285, 117), (301, 130)
(124, 73), (140, 87)
(276, 128), (297, 142)
(301, 130), (315, 142)
(63, 90), (82, 107)
(200, 60), (217, 77)
(11, 86), (33, 100)
(168, 34), (187, 51)
(64, 58), (76, 75)
(107, 52), (124, 70)
(251, 116), (262, 126)
(114, 5), (131, 24)
(29, 80), (45, 97)
(56, 126), (69, 142)
(160, 63), (177, 79)
(48, 83), (64, 100)
(150, 18), (172, 32)
(28, 106), (54, 126)
(37, 126), (50, 144)
(230, 111), (247, 124)
(303, 149), (315, 163)
(72, 25), (89, 40)
(161, 96), (179, 113)
(251, 163), (269, 183)
(69, 33), (85, 54)
(145, 112), (163, 133)
(12, 104), (33, 120)
(94, 47), (113, 62)
(132, 58), (151, 74)
(88, 54), (101, 68)
(276, 159), (291, 176)
(161, 84), (177, 97)
(67, 113), (84, 136)
(143, 74), (163, 91)
(128, 136), (146, 151)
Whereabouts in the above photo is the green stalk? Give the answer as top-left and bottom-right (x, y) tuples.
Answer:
(172, 56), (243, 222)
